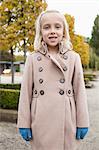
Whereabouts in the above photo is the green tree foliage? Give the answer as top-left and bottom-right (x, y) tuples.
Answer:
(90, 15), (99, 56)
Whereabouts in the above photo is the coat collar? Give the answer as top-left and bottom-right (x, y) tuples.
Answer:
(37, 41), (71, 56)
(36, 41), (72, 78)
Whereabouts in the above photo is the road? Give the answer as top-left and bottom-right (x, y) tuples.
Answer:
(0, 79), (99, 150)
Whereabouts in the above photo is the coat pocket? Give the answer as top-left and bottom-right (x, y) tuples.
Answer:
(31, 89), (39, 121)
(31, 97), (37, 122)
(69, 97), (76, 125)
(32, 98), (37, 115)
(66, 87), (76, 126)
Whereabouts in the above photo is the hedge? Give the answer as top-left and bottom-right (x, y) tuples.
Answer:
(84, 77), (90, 85)
(84, 73), (96, 81)
(0, 83), (21, 90)
(0, 88), (20, 110)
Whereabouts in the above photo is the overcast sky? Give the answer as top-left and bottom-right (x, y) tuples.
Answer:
(46, 0), (99, 38)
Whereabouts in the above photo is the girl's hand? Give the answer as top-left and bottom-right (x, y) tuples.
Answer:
(76, 127), (88, 140)
(19, 128), (33, 141)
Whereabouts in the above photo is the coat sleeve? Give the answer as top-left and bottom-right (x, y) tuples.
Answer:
(17, 54), (34, 128)
(73, 53), (89, 127)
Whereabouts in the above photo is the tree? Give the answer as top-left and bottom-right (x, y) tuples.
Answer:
(13, 0), (47, 61)
(0, 50), (15, 61)
(64, 14), (75, 40)
(65, 14), (89, 66)
(0, 0), (19, 83)
(72, 34), (89, 66)
(90, 15), (99, 56)
(15, 55), (24, 61)
(0, 0), (47, 83)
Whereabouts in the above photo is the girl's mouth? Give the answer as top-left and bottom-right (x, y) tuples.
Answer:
(48, 37), (57, 39)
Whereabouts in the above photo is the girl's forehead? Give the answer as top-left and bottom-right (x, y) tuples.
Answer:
(41, 12), (64, 25)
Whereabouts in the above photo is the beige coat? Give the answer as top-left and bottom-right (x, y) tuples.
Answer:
(17, 45), (89, 150)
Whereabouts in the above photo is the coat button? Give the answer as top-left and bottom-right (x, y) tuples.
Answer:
(40, 90), (44, 95)
(48, 54), (50, 58)
(59, 89), (64, 95)
(37, 56), (42, 61)
(43, 49), (46, 53)
(68, 90), (71, 94)
(63, 55), (68, 60)
(60, 78), (65, 83)
(63, 66), (67, 71)
(39, 67), (43, 72)
(39, 79), (43, 84)
(34, 90), (37, 94)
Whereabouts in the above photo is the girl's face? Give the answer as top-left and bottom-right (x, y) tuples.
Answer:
(41, 13), (64, 49)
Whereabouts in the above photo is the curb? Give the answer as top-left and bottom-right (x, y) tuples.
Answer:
(0, 109), (18, 123)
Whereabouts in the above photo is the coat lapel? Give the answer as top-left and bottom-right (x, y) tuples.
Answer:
(49, 54), (65, 75)
(37, 42), (70, 76)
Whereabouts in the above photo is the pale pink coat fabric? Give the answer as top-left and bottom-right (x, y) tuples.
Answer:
(17, 45), (89, 150)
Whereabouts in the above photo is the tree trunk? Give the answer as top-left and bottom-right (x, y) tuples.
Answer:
(11, 47), (14, 83)
(23, 38), (26, 63)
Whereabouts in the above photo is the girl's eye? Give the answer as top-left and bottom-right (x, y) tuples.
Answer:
(56, 26), (60, 29)
(43, 26), (49, 29)
(55, 25), (61, 29)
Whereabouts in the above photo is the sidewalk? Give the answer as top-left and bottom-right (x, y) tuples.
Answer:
(0, 122), (31, 150)
(0, 109), (17, 123)
(0, 72), (22, 83)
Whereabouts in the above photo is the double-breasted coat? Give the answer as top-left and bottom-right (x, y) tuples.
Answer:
(17, 44), (89, 150)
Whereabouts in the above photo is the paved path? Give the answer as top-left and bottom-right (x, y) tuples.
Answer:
(0, 73), (22, 84)
(0, 79), (99, 150)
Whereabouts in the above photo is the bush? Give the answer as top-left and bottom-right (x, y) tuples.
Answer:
(84, 73), (94, 81)
(15, 66), (20, 72)
(0, 89), (20, 110)
(84, 77), (90, 85)
(0, 83), (21, 90)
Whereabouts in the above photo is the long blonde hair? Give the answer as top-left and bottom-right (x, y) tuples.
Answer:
(34, 10), (73, 51)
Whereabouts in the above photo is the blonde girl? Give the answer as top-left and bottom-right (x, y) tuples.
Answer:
(17, 10), (89, 150)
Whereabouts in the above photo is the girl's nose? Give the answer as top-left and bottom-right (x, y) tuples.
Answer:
(50, 32), (55, 35)
(50, 28), (55, 34)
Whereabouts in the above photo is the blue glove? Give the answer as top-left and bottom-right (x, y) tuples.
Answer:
(76, 127), (88, 140)
(19, 128), (33, 141)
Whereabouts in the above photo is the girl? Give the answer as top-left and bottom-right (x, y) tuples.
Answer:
(17, 10), (89, 150)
